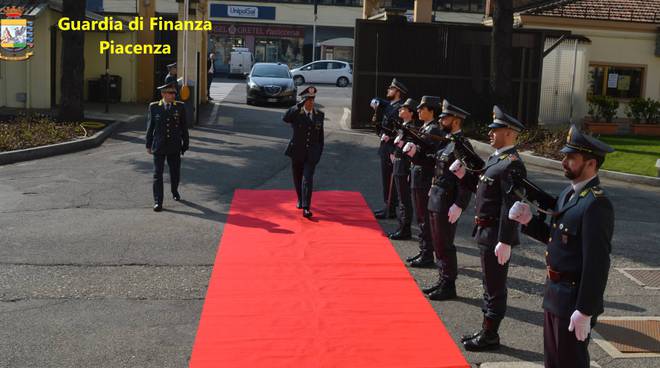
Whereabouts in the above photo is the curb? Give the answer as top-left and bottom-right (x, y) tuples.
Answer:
(468, 139), (660, 187)
(0, 119), (123, 166)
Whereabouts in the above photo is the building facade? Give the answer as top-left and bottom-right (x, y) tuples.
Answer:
(514, 0), (660, 125)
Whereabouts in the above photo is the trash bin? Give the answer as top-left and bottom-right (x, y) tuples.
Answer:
(88, 75), (122, 103)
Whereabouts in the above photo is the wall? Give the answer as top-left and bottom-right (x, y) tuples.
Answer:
(84, 31), (138, 102)
(1, 8), (55, 109)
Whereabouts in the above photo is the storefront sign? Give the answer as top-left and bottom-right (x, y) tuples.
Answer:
(212, 23), (304, 38)
(210, 4), (276, 20)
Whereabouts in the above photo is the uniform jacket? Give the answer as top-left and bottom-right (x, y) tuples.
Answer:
(461, 147), (527, 247)
(409, 121), (444, 189)
(283, 105), (325, 164)
(522, 177), (613, 319)
(392, 119), (421, 176)
(145, 100), (189, 155)
(378, 99), (402, 157)
(427, 131), (473, 213)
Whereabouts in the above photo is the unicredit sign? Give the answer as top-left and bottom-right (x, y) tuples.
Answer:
(227, 5), (258, 18)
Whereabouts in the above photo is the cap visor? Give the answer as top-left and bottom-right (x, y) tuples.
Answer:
(488, 122), (507, 129)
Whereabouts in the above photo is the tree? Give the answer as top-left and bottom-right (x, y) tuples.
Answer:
(59, 0), (86, 122)
(490, 0), (513, 111)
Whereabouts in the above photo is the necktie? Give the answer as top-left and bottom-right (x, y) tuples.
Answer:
(308, 112), (312, 121)
(563, 188), (575, 206)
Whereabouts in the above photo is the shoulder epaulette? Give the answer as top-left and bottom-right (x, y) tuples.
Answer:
(499, 153), (519, 161)
(149, 101), (159, 106)
(590, 186), (606, 197)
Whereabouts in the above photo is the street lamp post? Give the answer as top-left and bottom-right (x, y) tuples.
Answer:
(312, 0), (318, 62)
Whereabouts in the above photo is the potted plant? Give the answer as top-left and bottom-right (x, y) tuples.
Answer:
(629, 97), (660, 136)
(584, 95), (620, 135)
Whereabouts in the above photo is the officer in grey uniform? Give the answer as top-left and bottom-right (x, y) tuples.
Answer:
(450, 105), (527, 351)
(388, 98), (420, 240)
(374, 78), (408, 219)
(423, 100), (474, 300)
(402, 96), (444, 268)
(146, 81), (189, 212)
(508, 125), (615, 368)
(283, 86), (325, 218)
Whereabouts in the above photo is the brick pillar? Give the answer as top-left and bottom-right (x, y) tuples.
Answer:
(137, 0), (155, 103)
(413, 0), (433, 23)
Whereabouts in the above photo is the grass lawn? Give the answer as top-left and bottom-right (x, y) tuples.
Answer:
(599, 135), (660, 177)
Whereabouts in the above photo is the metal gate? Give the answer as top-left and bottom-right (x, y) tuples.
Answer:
(350, 19), (567, 129)
(538, 37), (588, 125)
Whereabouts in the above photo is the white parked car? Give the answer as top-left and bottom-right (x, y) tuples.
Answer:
(290, 60), (353, 87)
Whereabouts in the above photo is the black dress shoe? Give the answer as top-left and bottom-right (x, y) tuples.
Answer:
(460, 330), (482, 343)
(153, 204), (163, 212)
(388, 228), (412, 240)
(428, 285), (457, 301)
(408, 256), (435, 268)
(463, 330), (500, 351)
(405, 252), (423, 262)
(173, 192), (181, 201)
(303, 209), (313, 218)
(374, 209), (397, 219)
(421, 280), (443, 294)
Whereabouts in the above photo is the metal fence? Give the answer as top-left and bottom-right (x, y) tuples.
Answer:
(350, 18), (567, 129)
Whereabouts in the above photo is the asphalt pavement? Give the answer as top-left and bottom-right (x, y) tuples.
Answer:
(0, 80), (658, 367)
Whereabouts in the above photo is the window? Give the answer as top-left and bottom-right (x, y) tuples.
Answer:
(312, 62), (330, 70)
(330, 62), (345, 69)
(435, 0), (486, 13)
(588, 64), (645, 99)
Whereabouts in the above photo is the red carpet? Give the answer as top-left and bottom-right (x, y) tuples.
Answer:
(189, 189), (468, 368)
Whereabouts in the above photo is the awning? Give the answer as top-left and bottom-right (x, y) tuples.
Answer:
(319, 37), (354, 48)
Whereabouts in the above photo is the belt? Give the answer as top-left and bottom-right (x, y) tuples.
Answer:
(546, 267), (579, 284)
(474, 216), (497, 228)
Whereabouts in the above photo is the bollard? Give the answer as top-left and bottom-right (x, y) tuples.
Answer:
(656, 159), (660, 178)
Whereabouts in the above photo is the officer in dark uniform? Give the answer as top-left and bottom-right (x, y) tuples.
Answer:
(423, 100), (474, 300)
(164, 62), (177, 85)
(145, 81), (189, 212)
(388, 98), (420, 240)
(374, 78), (408, 219)
(402, 96), (444, 267)
(450, 105), (527, 350)
(508, 125), (615, 368)
(283, 86), (324, 218)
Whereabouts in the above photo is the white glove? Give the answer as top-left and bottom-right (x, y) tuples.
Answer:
(509, 201), (533, 225)
(381, 134), (390, 142)
(370, 98), (379, 110)
(403, 142), (417, 157)
(449, 159), (465, 179)
(568, 310), (592, 342)
(494, 242), (511, 265)
(447, 204), (463, 224)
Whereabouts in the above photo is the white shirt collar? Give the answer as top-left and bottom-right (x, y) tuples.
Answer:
(571, 174), (598, 194)
(493, 145), (515, 156)
(303, 106), (313, 115)
(452, 129), (462, 135)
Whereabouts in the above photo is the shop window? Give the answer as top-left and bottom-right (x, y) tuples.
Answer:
(588, 64), (645, 99)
